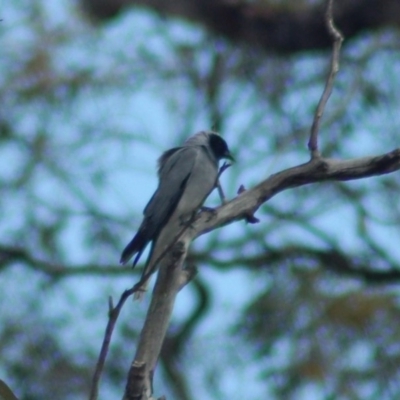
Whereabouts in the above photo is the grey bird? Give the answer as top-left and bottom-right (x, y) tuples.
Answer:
(120, 131), (234, 292)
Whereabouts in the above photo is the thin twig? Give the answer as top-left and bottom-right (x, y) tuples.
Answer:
(219, 161), (232, 177)
(216, 161), (232, 203)
(89, 288), (135, 400)
(236, 184), (259, 223)
(124, 242), (188, 400)
(308, 0), (344, 158)
(90, 228), (190, 399)
(216, 180), (226, 203)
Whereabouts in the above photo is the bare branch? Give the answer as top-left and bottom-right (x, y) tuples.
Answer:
(308, 0), (344, 157)
(90, 145), (400, 400)
(0, 379), (19, 400)
(90, 251), (192, 400)
(194, 149), (400, 238)
(89, 288), (135, 400)
(123, 240), (189, 400)
(216, 161), (232, 204)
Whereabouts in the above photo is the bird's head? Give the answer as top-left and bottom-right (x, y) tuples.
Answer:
(207, 132), (235, 162)
(184, 130), (235, 162)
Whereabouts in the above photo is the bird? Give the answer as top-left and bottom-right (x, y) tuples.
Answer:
(120, 131), (234, 294)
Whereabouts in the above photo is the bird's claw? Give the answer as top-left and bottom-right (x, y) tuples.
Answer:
(200, 206), (218, 221)
(200, 206), (216, 213)
(179, 212), (198, 228)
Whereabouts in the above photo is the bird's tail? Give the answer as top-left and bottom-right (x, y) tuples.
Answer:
(120, 232), (148, 266)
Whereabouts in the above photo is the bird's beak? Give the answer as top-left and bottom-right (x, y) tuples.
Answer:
(224, 150), (235, 162)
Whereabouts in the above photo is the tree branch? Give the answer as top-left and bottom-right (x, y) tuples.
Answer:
(193, 149), (400, 238)
(116, 148), (400, 399)
(122, 240), (190, 400)
(308, 0), (344, 157)
(89, 289), (135, 400)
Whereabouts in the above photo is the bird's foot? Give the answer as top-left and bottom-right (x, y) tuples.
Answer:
(200, 206), (218, 221)
(179, 212), (197, 228)
(200, 206), (216, 214)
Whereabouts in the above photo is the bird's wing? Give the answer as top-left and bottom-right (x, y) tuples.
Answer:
(120, 146), (197, 265)
(144, 145), (198, 227)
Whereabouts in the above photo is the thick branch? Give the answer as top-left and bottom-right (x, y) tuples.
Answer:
(118, 147), (400, 399)
(89, 289), (135, 400)
(192, 149), (400, 237)
(123, 240), (190, 400)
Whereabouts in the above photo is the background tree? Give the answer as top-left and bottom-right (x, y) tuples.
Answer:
(1, 0), (400, 399)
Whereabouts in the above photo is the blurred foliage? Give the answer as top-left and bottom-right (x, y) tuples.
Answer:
(238, 265), (400, 398)
(1, 1), (400, 400)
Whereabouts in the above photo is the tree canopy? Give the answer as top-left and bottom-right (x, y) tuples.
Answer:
(1, 1), (400, 399)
